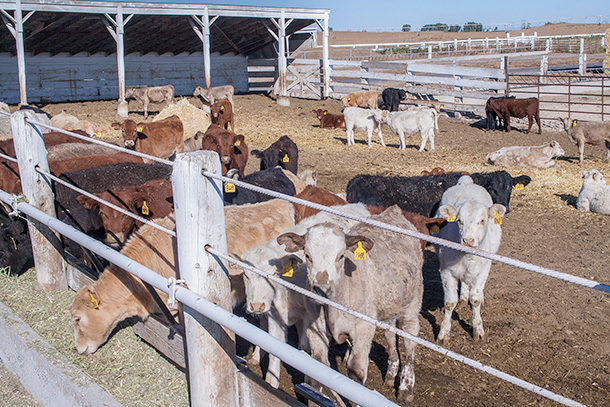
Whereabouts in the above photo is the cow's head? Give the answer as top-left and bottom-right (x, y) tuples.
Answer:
(211, 101), (230, 121)
(72, 284), (144, 355)
(580, 169), (605, 184)
(201, 131), (243, 174)
(77, 192), (139, 247)
(277, 224), (373, 296)
(0, 219), (33, 276)
(124, 87), (137, 99)
(312, 109), (324, 120)
(111, 120), (144, 149)
(398, 89), (407, 100)
(438, 202), (505, 248)
(548, 140), (565, 158)
(341, 96), (352, 107)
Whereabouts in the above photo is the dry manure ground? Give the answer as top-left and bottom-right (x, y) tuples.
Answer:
(1, 94), (609, 406)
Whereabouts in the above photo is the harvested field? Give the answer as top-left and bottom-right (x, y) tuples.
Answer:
(2, 94), (609, 407)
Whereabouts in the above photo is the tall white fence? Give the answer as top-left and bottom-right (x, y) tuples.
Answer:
(0, 108), (607, 406)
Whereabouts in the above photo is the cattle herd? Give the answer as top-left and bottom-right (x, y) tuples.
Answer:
(0, 81), (609, 405)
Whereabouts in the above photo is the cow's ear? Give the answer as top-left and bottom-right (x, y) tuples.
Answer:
(137, 131), (148, 139)
(277, 232), (305, 252)
(111, 122), (121, 129)
(77, 195), (99, 209)
(438, 205), (458, 221)
(488, 204), (506, 221)
(345, 235), (374, 252)
(233, 134), (245, 145)
(86, 286), (101, 309)
(133, 194), (152, 217)
(592, 171), (603, 182)
(250, 149), (263, 158)
(227, 254), (244, 276)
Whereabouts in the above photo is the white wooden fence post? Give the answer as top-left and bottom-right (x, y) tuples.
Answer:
(579, 38), (586, 75)
(172, 151), (239, 407)
(11, 110), (66, 290)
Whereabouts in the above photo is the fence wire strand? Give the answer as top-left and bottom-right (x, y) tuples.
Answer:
(206, 247), (586, 407)
(203, 171), (610, 294)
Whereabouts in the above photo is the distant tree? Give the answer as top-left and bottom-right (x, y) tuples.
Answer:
(402, 24), (411, 32)
(421, 23), (448, 32)
(463, 21), (483, 32)
(448, 24), (461, 32)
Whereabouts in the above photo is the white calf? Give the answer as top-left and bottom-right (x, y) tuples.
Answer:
(343, 107), (384, 147)
(374, 109), (435, 151)
(435, 176), (505, 341)
(577, 169), (610, 215)
(486, 140), (565, 168)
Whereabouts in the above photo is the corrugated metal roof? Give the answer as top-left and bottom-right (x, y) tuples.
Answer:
(0, 1), (328, 55)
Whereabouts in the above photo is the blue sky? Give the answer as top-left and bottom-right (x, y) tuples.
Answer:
(122, 0), (610, 31)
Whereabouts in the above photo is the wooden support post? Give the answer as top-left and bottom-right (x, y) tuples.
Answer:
(579, 38), (586, 76)
(322, 16), (330, 98)
(203, 7), (212, 88)
(115, 7), (126, 102)
(504, 56), (509, 96)
(11, 110), (66, 290)
(14, 0), (27, 105)
(428, 45), (432, 59)
(277, 11), (287, 102)
(172, 151), (238, 406)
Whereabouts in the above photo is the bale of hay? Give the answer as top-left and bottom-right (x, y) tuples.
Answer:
(153, 98), (211, 140)
(0, 102), (12, 139)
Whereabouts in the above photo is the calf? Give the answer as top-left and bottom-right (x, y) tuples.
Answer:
(559, 118), (610, 164)
(71, 199), (295, 354)
(346, 170), (531, 217)
(50, 111), (101, 137)
(125, 85), (174, 119)
(76, 179), (173, 247)
(0, 217), (33, 275)
(294, 185), (347, 222)
(577, 169), (610, 215)
(486, 97), (540, 133)
(194, 84), (234, 105)
(486, 141), (565, 168)
(251, 135), (298, 174)
(223, 167), (296, 205)
(312, 109), (345, 129)
(381, 87), (407, 111)
(373, 108), (435, 151)
(341, 90), (378, 109)
(210, 100), (234, 131)
(485, 96), (514, 130)
(278, 206), (423, 402)
(435, 176), (505, 341)
(112, 115), (184, 161)
(343, 107), (384, 147)
(240, 203), (371, 388)
(199, 124), (247, 175)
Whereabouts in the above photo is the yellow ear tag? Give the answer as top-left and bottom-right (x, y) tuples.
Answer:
(323, 111), (327, 115)
(440, 104), (444, 108)
(345, 337), (353, 347)
(224, 183), (236, 193)
(282, 154), (290, 163)
(10, 236), (17, 251)
(514, 183), (524, 191)
(220, 105), (224, 110)
(141, 201), (149, 215)
(95, 131), (101, 137)
(447, 215), (456, 222)
(572, 120), (577, 127)
(136, 126), (143, 132)
(494, 212), (502, 225)
(430, 224), (440, 234)
(234, 140), (241, 146)
(89, 293), (99, 309)
(132, 87), (136, 91)
(282, 260), (294, 277)
(347, 98), (351, 101)
(354, 241), (366, 260)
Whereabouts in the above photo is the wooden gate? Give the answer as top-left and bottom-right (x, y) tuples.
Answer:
(248, 58), (322, 99)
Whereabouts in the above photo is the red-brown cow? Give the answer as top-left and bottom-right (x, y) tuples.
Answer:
(111, 115), (184, 161)
(76, 178), (173, 247)
(312, 109), (346, 129)
(200, 124), (247, 175)
(210, 100), (234, 132)
(293, 185), (347, 222)
(486, 97), (541, 134)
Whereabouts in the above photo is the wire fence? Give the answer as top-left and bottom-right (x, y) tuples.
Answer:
(1, 110), (606, 406)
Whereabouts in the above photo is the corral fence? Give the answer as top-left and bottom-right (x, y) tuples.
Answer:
(508, 73), (610, 121)
(0, 109), (608, 406)
(295, 33), (606, 62)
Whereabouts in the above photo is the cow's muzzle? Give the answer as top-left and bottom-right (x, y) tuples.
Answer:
(124, 140), (135, 149)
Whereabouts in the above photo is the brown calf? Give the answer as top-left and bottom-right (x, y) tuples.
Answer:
(341, 91), (379, 109)
(293, 185), (348, 223)
(486, 97), (541, 134)
(210, 100), (234, 131)
(77, 178), (172, 246)
(200, 123), (247, 175)
(312, 109), (346, 129)
(112, 115), (184, 162)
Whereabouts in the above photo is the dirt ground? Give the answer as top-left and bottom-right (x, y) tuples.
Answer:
(6, 94), (610, 406)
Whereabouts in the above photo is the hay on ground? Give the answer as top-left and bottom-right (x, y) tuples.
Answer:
(153, 98), (211, 140)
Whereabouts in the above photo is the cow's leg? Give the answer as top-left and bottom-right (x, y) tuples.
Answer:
(397, 306), (420, 403)
(460, 282), (470, 302)
(265, 315), (286, 388)
(536, 111), (542, 134)
(383, 324), (399, 387)
(604, 140), (610, 162)
(143, 99), (149, 119)
(527, 114), (533, 133)
(438, 271), (459, 341)
(419, 129), (427, 152)
(367, 127), (373, 148)
(346, 323), (375, 385)
(249, 315), (267, 366)
(579, 141), (585, 164)
(504, 114), (510, 132)
(429, 128), (435, 151)
(346, 127), (353, 146)
(469, 260), (491, 341)
(398, 130), (406, 150)
(377, 123), (385, 147)
(304, 313), (331, 395)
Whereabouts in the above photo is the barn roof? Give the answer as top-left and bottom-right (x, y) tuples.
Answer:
(0, 0), (329, 56)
